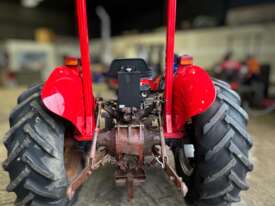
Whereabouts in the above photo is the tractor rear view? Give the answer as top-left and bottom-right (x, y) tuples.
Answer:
(3, 0), (253, 206)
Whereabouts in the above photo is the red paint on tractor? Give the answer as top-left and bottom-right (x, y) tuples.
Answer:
(172, 64), (216, 134)
(75, 0), (95, 140)
(42, 0), (96, 141)
(41, 0), (216, 143)
(164, 0), (177, 135)
(41, 66), (86, 136)
(140, 78), (160, 91)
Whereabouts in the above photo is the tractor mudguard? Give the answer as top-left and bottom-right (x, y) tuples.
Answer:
(41, 66), (91, 140)
(172, 64), (216, 134)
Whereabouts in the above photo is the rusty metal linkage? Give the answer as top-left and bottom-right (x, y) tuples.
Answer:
(153, 108), (188, 196)
(67, 102), (107, 200)
(152, 146), (188, 196)
(114, 124), (146, 200)
(67, 100), (188, 201)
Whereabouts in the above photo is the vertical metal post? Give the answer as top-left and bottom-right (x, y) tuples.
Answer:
(76, 0), (95, 137)
(164, 0), (177, 134)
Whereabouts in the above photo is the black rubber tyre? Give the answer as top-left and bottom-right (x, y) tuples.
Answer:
(3, 84), (74, 206)
(177, 79), (253, 206)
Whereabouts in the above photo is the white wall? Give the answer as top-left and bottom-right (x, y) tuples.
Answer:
(93, 23), (275, 82)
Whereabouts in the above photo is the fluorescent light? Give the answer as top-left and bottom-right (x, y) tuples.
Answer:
(21, 0), (44, 8)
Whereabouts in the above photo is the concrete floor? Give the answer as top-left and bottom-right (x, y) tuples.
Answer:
(74, 166), (185, 206)
(0, 87), (275, 206)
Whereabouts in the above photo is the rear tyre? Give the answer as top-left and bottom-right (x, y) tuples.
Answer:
(3, 85), (82, 206)
(176, 80), (253, 206)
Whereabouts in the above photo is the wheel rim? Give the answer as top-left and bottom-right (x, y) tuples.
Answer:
(178, 146), (194, 177)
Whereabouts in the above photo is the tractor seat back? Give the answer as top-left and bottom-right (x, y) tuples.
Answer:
(106, 58), (152, 79)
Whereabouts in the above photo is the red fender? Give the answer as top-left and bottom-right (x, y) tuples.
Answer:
(171, 64), (216, 137)
(41, 66), (94, 141)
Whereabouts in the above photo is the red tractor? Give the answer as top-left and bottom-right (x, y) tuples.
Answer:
(3, 0), (253, 205)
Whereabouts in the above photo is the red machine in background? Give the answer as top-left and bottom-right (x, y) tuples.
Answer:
(3, 0), (253, 206)
(215, 52), (275, 111)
